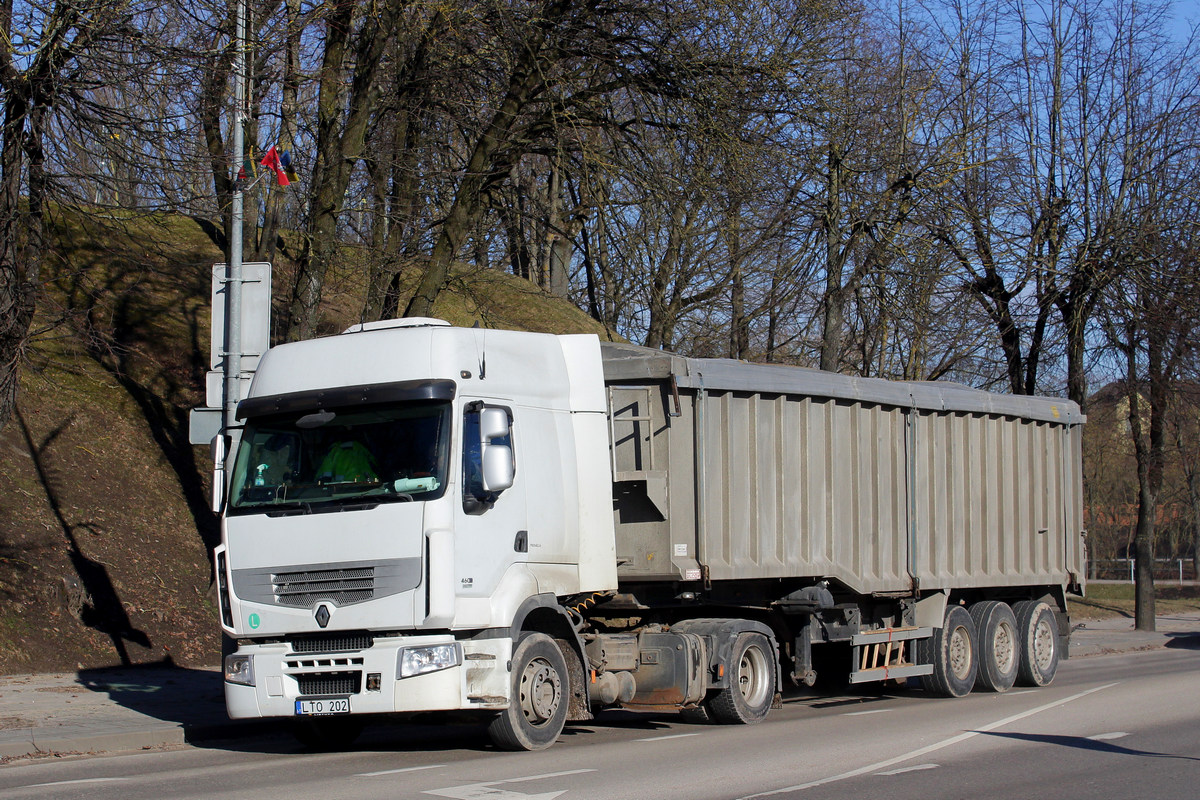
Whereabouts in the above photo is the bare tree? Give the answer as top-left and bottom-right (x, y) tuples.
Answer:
(0, 0), (148, 433)
(285, 0), (409, 340)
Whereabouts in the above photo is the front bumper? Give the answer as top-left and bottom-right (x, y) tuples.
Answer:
(224, 632), (513, 719)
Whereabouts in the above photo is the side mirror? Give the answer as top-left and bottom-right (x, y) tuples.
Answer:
(482, 444), (514, 492)
(211, 434), (228, 512)
(479, 407), (514, 493)
(479, 407), (510, 442)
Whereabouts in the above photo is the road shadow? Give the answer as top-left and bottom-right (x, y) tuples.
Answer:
(1165, 632), (1200, 650)
(73, 663), (291, 747)
(76, 664), (226, 727)
(979, 730), (1200, 762)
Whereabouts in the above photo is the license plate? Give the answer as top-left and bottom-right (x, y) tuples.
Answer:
(294, 697), (351, 716)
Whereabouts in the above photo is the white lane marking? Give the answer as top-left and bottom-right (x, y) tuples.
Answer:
(737, 682), (1120, 798)
(1007, 690), (1037, 696)
(636, 732), (702, 741)
(27, 778), (130, 787)
(424, 769), (595, 800)
(844, 709), (891, 717)
(876, 763), (939, 776)
(1087, 731), (1129, 741)
(358, 764), (446, 777)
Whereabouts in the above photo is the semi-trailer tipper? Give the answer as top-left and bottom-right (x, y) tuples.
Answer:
(212, 319), (1084, 750)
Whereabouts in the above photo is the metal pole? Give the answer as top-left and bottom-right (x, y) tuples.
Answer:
(223, 0), (247, 436)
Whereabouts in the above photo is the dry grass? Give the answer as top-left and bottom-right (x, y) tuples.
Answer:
(1068, 582), (1200, 621)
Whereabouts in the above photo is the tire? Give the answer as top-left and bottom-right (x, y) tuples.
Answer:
(920, 604), (978, 698)
(1013, 600), (1060, 687)
(679, 703), (714, 724)
(708, 632), (776, 725)
(488, 633), (570, 751)
(969, 601), (1019, 693)
(290, 716), (365, 751)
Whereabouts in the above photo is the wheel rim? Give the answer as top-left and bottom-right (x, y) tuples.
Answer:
(737, 643), (771, 707)
(518, 657), (561, 727)
(1032, 617), (1056, 672)
(993, 620), (1016, 674)
(948, 625), (973, 680)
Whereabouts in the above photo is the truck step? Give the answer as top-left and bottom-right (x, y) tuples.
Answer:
(851, 626), (932, 646)
(849, 627), (934, 685)
(849, 663), (933, 684)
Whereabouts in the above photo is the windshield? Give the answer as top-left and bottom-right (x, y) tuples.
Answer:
(228, 401), (451, 514)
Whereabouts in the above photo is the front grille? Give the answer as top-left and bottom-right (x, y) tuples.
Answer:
(289, 632), (374, 654)
(232, 558), (420, 609)
(296, 671), (361, 696)
(273, 566), (374, 607)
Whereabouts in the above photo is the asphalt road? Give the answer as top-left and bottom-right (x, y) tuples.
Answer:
(0, 648), (1196, 800)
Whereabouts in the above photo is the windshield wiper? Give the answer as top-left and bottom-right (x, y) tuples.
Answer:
(262, 501), (314, 517)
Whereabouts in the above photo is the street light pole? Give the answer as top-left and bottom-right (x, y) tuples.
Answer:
(223, 0), (247, 438)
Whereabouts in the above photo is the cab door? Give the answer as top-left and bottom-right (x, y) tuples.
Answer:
(451, 401), (530, 625)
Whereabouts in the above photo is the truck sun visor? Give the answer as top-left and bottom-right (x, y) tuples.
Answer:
(236, 379), (456, 420)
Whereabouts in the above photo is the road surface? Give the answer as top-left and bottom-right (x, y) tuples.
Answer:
(1, 648), (1196, 799)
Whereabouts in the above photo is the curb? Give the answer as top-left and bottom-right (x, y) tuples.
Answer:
(0, 718), (285, 761)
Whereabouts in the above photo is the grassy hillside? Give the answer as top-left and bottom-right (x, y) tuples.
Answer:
(0, 210), (614, 673)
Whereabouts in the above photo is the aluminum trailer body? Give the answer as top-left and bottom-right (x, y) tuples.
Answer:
(602, 342), (1086, 597)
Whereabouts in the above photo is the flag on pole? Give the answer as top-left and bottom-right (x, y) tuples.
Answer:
(237, 146), (256, 183)
(280, 149), (298, 183)
(259, 145), (290, 187)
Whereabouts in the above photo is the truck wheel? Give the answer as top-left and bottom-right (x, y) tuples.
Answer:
(488, 633), (569, 751)
(679, 703), (714, 724)
(708, 632), (776, 725)
(920, 604), (978, 697)
(969, 601), (1019, 692)
(1013, 600), (1060, 687)
(291, 716), (364, 751)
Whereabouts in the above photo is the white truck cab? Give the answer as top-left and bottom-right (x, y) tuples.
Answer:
(216, 320), (617, 748)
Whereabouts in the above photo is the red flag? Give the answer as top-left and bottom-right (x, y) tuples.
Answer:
(259, 145), (290, 187)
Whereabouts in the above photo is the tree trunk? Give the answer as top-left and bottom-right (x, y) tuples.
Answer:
(288, 0), (399, 340)
(727, 203), (747, 360)
(254, 0), (301, 264)
(818, 144), (844, 372)
(1133, 493), (1157, 631)
(1059, 291), (1089, 410)
(1126, 326), (1159, 631)
(199, 32), (234, 253)
(0, 89), (33, 433)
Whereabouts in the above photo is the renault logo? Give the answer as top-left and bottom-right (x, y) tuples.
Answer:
(314, 604), (331, 628)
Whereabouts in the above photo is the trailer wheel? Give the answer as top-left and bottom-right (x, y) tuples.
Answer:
(920, 604), (978, 697)
(1013, 600), (1060, 687)
(709, 632), (776, 725)
(290, 716), (365, 751)
(969, 601), (1019, 692)
(488, 633), (569, 751)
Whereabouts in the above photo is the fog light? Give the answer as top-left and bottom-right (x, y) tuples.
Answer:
(224, 653), (255, 687)
(398, 643), (461, 678)
(366, 672), (381, 691)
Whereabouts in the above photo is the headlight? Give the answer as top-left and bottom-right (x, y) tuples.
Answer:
(224, 653), (255, 686)
(398, 643), (461, 678)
